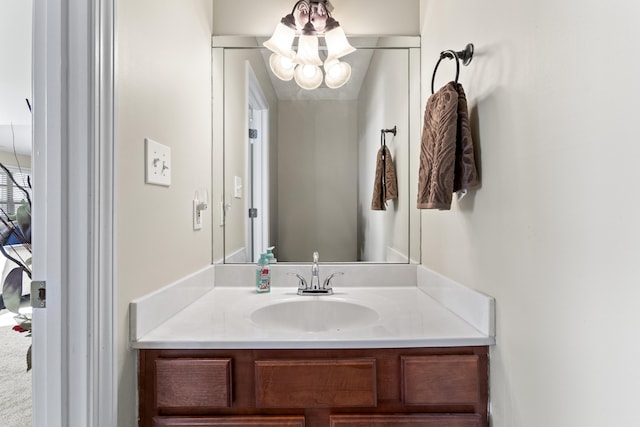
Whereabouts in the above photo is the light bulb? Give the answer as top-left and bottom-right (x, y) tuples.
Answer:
(303, 64), (318, 78)
(324, 58), (351, 89)
(280, 56), (294, 69)
(269, 53), (295, 81)
(294, 64), (323, 90)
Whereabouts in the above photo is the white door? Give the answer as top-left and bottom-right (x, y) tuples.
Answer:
(246, 64), (270, 262)
(32, 0), (116, 426)
(248, 107), (266, 261)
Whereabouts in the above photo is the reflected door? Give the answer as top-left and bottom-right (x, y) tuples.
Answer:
(248, 107), (268, 262)
(246, 63), (270, 263)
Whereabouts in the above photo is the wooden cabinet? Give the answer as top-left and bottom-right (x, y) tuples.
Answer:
(255, 358), (377, 408)
(139, 347), (489, 427)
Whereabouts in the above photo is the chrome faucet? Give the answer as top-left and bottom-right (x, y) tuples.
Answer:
(310, 251), (320, 290)
(292, 252), (343, 296)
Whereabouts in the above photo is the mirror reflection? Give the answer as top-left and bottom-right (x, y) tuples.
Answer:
(218, 37), (419, 263)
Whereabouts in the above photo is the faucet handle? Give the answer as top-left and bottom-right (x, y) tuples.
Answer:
(322, 272), (344, 290)
(287, 272), (308, 290)
(313, 251), (319, 263)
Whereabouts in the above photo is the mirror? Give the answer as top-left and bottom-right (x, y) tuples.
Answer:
(212, 36), (420, 263)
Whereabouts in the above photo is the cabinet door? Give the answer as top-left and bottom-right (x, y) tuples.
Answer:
(153, 416), (305, 427)
(401, 355), (480, 405)
(155, 359), (232, 409)
(330, 414), (481, 427)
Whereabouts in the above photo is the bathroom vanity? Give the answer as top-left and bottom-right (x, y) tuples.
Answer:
(131, 265), (495, 427)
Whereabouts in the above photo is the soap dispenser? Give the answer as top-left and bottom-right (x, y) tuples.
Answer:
(256, 253), (271, 293)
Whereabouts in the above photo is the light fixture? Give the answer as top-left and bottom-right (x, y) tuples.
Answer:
(263, 0), (356, 90)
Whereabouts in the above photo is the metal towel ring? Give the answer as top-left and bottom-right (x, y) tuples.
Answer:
(431, 43), (474, 94)
(380, 126), (397, 146)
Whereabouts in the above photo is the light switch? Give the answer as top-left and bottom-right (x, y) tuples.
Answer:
(145, 138), (171, 186)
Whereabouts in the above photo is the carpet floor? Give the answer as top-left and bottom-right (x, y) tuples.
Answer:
(0, 308), (32, 427)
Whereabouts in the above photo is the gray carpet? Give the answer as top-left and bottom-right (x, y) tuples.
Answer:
(0, 323), (32, 427)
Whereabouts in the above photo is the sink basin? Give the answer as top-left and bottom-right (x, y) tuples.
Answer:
(250, 299), (379, 333)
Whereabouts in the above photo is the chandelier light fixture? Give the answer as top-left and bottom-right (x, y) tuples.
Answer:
(263, 0), (356, 90)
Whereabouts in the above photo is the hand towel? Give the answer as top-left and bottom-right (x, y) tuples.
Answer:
(453, 84), (479, 194)
(417, 81), (478, 210)
(371, 145), (398, 210)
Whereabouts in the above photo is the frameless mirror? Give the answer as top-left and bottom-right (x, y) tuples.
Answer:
(212, 36), (420, 263)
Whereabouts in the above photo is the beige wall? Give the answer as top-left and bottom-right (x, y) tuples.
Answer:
(0, 0), (32, 156)
(212, 0), (420, 36)
(357, 49), (410, 262)
(420, 0), (640, 425)
(0, 0), (32, 126)
(0, 151), (30, 169)
(116, 1), (213, 425)
(277, 100), (358, 262)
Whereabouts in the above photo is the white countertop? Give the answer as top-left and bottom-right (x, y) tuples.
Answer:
(130, 265), (495, 350)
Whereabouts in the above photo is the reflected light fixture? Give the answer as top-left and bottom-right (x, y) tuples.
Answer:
(263, 0), (356, 90)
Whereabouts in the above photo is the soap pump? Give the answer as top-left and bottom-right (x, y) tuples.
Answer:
(265, 246), (277, 263)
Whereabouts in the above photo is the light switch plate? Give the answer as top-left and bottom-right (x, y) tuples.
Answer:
(145, 138), (171, 186)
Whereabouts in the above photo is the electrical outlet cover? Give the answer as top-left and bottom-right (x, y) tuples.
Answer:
(145, 138), (171, 186)
(193, 200), (203, 230)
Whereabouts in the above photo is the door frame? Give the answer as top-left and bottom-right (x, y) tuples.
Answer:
(245, 62), (269, 262)
(32, 0), (116, 425)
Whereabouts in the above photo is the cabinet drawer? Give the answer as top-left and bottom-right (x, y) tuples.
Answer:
(330, 414), (481, 426)
(255, 358), (376, 408)
(153, 416), (305, 426)
(401, 355), (480, 405)
(155, 359), (232, 409)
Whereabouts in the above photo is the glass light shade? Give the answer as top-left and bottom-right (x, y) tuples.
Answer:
(263, 23), (296, 58)
(324, 58), (351, 89)
(295, 34), (323, 66)
(324, 26), (356, 59)
(294, 64), (323, 90)
(269, 53), (295, 81)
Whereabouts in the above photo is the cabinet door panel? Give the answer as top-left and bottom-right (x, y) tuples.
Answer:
(255, 358), (376, 408)
(401, 355), (480, 405)
(156, 359), (232, 409)
(330, 414), (481, 427)
(153, 416), (305, 426)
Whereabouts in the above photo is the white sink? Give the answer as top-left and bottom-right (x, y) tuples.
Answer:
(250, 299), (379, 333)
